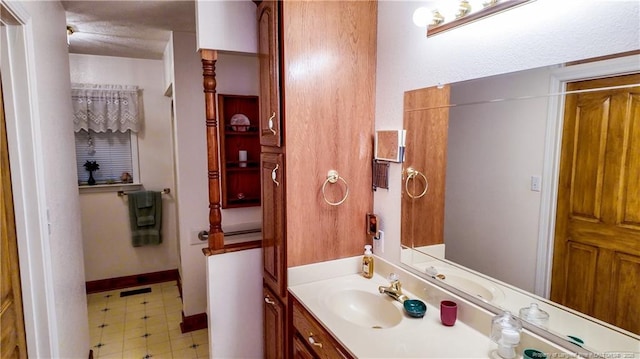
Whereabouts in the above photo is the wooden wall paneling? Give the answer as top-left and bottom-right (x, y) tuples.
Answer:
(283, 0), (377, 267)
(401, 86), (451, 248)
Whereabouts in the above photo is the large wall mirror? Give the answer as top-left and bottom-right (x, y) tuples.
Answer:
(400, 53), (640, 354)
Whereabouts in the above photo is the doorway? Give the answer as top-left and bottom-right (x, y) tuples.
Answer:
(550, 74), (640, 334)
(1, 71), (28, 359)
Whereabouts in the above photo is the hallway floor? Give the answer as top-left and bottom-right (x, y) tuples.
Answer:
(87, 281), (209, 359)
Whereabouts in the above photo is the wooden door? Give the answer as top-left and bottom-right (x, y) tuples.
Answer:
(1, 76), (28, 358)
(258, 0), (282, 147)
(261, 153), (286, 297)
(263, 285), (285, 359)
(551, 74), (640, 334)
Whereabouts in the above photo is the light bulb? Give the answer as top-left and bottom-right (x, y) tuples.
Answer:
(413, 7), (432, 27)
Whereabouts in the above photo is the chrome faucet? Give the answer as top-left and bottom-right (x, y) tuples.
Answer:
(378, 273), (409, 303)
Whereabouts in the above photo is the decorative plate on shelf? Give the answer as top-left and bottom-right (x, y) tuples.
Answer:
(230, 113), (251, 131)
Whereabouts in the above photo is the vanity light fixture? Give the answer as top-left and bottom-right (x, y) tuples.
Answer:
(415, 0), (533, 37)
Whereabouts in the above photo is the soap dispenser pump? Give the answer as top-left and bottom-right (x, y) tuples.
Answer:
(362, 245), (374, 279)
(490, 311), (522, 359)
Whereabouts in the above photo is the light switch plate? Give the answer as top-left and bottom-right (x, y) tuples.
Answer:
(374, 230), (384, 254)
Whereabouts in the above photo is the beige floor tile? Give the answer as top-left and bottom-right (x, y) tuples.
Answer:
(123, 336), (147, 352)
(124, 320), (146, 332)
(106, 300), (128, 310)
(146, 340), (172, 355)
(124, 325), (147, 339)
(90, 330), (102, 344)
(96, 338), (124, 356)
(144, 315), (168, 327)
(101, 322), (126, 336)
(168, 328), (190, 340)
(163, 303), (183, 314)
(172, 348), (198, 359)
(121, 346), (148, 359)
(191, 329), (208, 342)
(144, 306), (166, 317)
(144, 300), (166, 311)
(125, 305), (148, 317)
(145, 331), (170, 345)
(101, 332), (124, 344)
(167, 320), (181, 331)
(145, 322), (169, 334)
(123, 309), (145, 320)
(170, 336), (194, 351)
(95, 350), (122, 359)
(195, 343), (209, 358)
(165, 310), (182, 322)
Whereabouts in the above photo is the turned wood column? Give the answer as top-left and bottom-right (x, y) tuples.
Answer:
(201, 49), (224, 255)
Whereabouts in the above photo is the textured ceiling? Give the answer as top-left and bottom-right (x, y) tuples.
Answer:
(62, 0), (196, 60)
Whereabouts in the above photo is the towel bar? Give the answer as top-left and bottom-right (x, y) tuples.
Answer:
(118, 188), (171, 197)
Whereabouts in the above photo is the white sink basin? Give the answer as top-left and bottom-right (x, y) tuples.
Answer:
(324, 289), (403, 329)
(419, 263), (505, 304)
(439, 273), (502, 303)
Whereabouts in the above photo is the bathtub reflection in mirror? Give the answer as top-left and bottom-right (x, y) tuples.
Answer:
(399, 54), (640, 353)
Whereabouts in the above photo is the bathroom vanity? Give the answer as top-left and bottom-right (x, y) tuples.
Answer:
(288, 256), (572, 358)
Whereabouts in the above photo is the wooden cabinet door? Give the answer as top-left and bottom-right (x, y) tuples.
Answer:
(263, 285), (285, 359)
(261, 152), (285, 296)
(551, 74), (640, 334)
(292, 335), (314, 359)
(257, 1), (282, 147)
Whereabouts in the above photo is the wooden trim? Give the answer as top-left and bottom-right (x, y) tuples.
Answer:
(85, 269), (179, 294)
(180, 312), (208, 333)
(427, 0), (531, 37)
(202, 239), (262, 256)
(201, 49), (225, 253)
(565, 50), (640, 66)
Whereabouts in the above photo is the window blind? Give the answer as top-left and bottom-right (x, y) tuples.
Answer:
(75, 130), (134, 184)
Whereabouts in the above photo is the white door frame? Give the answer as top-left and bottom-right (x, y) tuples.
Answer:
(534, 54), (640, 297)
(1, 1), (57, 357)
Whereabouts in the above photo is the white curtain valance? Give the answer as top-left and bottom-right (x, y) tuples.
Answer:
(72, 83), (141, 133)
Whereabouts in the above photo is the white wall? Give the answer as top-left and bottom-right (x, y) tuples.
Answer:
(444, 67), (552, 292)
(69, 54), (179, 281)
(374, 0), (640, 266)
(195, 0), (257, 54)
(207, 248), (263, 358)
(168, 31), (260, 317)
(4, 1), (89, 357)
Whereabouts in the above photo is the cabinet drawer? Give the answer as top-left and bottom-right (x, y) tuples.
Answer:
(292, 300), (351, 359)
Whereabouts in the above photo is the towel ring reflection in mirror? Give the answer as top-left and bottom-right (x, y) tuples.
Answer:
(322, 170), (349, 206)
(405, 167), (428, 199)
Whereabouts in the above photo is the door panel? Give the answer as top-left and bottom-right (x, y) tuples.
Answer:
(551, 74), (640, 334)
(0, 75), (28, 359)
(258, 1), (281, 147)
(610, 253), (640, 332)
(569, 94), (610, 221)
(261, 152), (285, 296)
(619, 94), (640, 227)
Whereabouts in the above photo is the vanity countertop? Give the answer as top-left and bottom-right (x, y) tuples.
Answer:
(288, 255), (573, 358)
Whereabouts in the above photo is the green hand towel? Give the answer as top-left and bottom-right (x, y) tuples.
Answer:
(128, 191), (162, 246)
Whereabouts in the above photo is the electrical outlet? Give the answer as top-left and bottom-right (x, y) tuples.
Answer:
(531, 176), (542, 192)
(374, 230), (384, 254)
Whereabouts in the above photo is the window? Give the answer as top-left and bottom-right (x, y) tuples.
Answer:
(74, 130), (139, 185)
(71, 83), (142, 187)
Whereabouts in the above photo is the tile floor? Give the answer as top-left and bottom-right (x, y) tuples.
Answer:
(87, 281), (209, 359)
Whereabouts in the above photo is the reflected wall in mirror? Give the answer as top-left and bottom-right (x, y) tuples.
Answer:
(400, 54), (640, 352)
